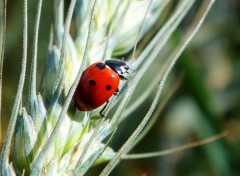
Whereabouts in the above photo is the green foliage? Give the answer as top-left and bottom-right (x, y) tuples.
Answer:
(2, 0), (237, 175)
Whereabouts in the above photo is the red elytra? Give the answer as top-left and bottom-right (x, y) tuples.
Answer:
(74, 60), (129, 116)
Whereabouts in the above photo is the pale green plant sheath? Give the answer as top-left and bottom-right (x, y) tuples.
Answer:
(29, 0), (43, 113)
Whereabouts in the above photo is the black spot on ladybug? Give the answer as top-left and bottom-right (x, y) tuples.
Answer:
(96, 63), (106, 70)
(106, 85), (112, 90)
(89, 80), (96, 86)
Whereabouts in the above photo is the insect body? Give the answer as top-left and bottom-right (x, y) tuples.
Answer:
(74, 60), (129, 116)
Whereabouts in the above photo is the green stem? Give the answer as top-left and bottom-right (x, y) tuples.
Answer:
(0, 0), (7, 142)
(122, 132), (227, 159)
(52, 0), (76, 98)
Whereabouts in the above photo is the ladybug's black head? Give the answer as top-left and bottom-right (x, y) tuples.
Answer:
(105, 60), (129, 79)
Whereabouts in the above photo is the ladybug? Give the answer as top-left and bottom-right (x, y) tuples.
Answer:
(74, 60), (129, 116)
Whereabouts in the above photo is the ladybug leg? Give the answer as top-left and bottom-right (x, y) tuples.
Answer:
(114, 88), (119, 95)
(119, 74), (128, 80)
(99, 100), (109, 117)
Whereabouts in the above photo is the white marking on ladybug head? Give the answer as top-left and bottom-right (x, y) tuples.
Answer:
(119, 66), (127, 74)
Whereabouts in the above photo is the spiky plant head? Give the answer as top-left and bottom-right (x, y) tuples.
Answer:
(0, 0), (217, 175)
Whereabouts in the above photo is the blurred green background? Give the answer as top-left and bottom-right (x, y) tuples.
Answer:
(2, 0), (240, 175)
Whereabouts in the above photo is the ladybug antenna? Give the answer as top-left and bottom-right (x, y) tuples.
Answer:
(126, 59), (135, 72)
(129, 67), (135, 71)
